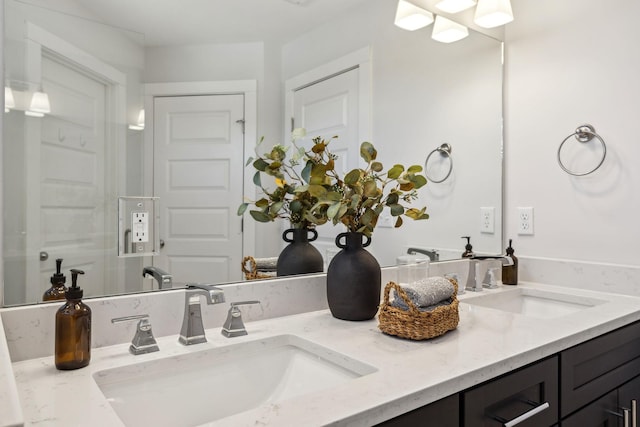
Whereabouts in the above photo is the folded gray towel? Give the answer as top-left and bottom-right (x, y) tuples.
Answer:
(254, 257), (279, 272)
(391, 276), (455, 311)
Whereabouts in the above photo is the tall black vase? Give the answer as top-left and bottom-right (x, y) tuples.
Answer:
(326, 232), (381, 321)
(277, 228), (324, 276)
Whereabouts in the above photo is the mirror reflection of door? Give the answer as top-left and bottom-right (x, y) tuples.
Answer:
(25, 54), (111, 302)
(291, 67), (360, 265)
(153, 94), (245, 285)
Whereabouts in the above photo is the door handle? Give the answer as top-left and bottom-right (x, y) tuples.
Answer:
(40, 251), (49, 261)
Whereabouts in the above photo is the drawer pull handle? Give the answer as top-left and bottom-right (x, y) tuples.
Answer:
(632, 399), (637, 427)
(501, 401), (550, 427)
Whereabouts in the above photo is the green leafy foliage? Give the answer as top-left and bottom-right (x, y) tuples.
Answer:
(240, 131), (430, 236)
(238, 130), (337, 229)
(309, 141), (430, 237)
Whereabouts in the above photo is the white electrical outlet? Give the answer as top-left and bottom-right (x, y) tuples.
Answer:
(132, 211), (149, 242)
(480, 207), (495, 234)
(379, 213), (394, 228)
(518, 207), (534, 235)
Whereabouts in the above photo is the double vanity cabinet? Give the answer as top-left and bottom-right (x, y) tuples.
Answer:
(381, 319), (640, 427)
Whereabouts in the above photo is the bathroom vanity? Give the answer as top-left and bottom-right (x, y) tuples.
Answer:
(2, 278), (640, 426)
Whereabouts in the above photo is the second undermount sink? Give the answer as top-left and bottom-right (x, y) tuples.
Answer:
(463, 287), (607, 319)
(93, 334), (376, 427)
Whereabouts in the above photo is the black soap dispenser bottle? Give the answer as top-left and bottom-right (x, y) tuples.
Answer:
(43, 258), (67, 302)
(461, 236), (474, 258)
(502, 239), (518, 285)
(55, 269), (91, 370)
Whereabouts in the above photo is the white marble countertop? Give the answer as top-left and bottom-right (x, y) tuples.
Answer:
(9, 281), (640, 427)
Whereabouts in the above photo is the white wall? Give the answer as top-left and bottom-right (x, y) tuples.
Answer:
(504, 0), (640, 267)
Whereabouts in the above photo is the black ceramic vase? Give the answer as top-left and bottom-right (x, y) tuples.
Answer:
(276, 228), (324, 276)
(326, 232), (381, 321)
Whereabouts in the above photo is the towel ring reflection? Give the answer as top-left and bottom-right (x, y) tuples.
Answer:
(425, 143), (453, 183)
(557, 124), (607, 176)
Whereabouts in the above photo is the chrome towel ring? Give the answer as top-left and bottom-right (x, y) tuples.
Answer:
(424, 143), (453, 183)
(557, 124), (607, 176)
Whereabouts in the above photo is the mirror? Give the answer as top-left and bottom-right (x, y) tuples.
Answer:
(2, 0), (503, 306)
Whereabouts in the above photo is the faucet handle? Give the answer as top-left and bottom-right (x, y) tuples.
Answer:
(221, 300), (261, 338)
(112, 314), (160, 355)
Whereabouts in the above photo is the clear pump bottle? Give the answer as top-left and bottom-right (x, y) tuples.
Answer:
(55, 269), (91, 370)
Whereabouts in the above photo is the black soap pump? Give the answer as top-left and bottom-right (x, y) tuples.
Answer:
(43, 258), (67, 302)
(461, 236), (474, 258)
(502, 239), (518, 285)
(55, 269), (91, 370)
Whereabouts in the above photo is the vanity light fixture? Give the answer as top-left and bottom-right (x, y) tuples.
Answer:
(394, 0), (434, 31)
(435, 0), (476, 14)
(4, 86), (15, 113)
(25, 90), (50, 117)
(128, 109), (145, 131)
(432, 15), (469, 43)
(474, 0), (513, 28)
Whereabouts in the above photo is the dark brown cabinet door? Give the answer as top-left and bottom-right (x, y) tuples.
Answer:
(561, 391), (618, 427)
(375, 394), (459, 427)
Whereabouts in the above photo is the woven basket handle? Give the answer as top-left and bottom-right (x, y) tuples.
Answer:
(383, 282), (421, 315)
(241, 256), (258, 275)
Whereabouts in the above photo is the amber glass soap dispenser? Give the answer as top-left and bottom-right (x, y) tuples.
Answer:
(55, 269), (91, 370)
(502, 239), (518, 285)
(43, 258), (67, 302)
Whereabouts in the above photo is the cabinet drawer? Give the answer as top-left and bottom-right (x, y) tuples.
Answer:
(560, 320), (640, 417)
(376, 394), (459, 427)
(464, 356), (558, 427)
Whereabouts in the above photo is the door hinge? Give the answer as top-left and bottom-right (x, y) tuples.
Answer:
(236, 119), (245, 134)
(241, 217), (244, 233)
(291, 117), (295, 132)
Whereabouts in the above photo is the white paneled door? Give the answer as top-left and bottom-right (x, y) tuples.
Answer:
(292, 68), (360, 262)
(153, 94), (245, 285)
(25, 55), (110, 302)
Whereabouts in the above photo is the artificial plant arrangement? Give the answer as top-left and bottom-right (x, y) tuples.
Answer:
(237, 129), (333, 230)
(310, 140), (430, 236)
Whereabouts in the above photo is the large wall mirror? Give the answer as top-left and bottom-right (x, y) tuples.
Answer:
(2, 0), (503, 306)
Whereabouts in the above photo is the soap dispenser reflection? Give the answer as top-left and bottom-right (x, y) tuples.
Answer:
(502, 239), (518, 285)
(55, 269), (91, 370)
(43, 258), (67, 302)
(461, 236), (474, 258)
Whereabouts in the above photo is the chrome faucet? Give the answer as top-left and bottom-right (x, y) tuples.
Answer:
(407, 247), (440, 262)
(142, 266), (172, 289)
(179, 283), (225, 345)
(466, 256), (514, 292)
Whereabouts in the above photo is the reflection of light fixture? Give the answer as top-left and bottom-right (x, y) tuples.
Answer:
(435, 0), (476, 14)
(474, 0), (513, 28)
(432, 15), (469, 43)
(394, 0), (434, 31)
(26, 90), (50, 117)
(4, 87), (15, 113)
(128, 109), (145, 131)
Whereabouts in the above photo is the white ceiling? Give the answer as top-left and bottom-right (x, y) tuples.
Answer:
(26, 0), (371, 47)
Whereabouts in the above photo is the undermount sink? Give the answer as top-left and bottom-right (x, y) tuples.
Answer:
(93, 334), (376, 426)
(463, 287), (607, 319)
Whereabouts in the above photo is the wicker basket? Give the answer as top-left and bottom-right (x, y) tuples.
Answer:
(241, 256), (276, 280)
(378, 279), (459, 340)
